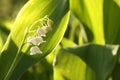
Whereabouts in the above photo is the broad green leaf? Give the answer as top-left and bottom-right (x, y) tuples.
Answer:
(54, 44), (119, 80)
(110, 50), (120, 80)
(70, 0), (105, 44)
(0, 0), (70, 79)
(111, 62), (120, 80)
(70, 0), (120, 44)
(54, 48), (96, 80)
(104, 0), (120, 44)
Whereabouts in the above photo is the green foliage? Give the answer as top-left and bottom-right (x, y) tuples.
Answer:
(104, 0), (120, 44)
(0, 0), (120, 80)
(54, 44), (119, 80)
(70, 0), (105, 44)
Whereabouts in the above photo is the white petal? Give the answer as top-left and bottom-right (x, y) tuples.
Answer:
(37, 26), (52, 37)
(30, 46), (42, 55)
(27, 36), (35, 43)
(37, 28), (46, 37)
(27, 36), (45, 45)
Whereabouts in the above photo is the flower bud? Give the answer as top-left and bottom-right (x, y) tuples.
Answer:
(47, 19), (53, 27)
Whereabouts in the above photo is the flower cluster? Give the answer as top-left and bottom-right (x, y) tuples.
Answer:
(27, 16), (53, 55)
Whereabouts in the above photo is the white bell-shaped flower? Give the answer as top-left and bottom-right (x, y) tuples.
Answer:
(30, 46), (42, 55)
(37, 26), (52, 37)
(27, 36), (45, 45)
(37, 28), (46, 37)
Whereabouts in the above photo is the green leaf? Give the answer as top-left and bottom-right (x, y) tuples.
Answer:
(70, 0), (120, 44)
(104, 0), (120, 44)
(54, 48), (96, 80)
(70, 0), (105, 44)
(54, 44), (119, 80)
(0, 0), (70, 79)
(111, 61), (120, 80)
